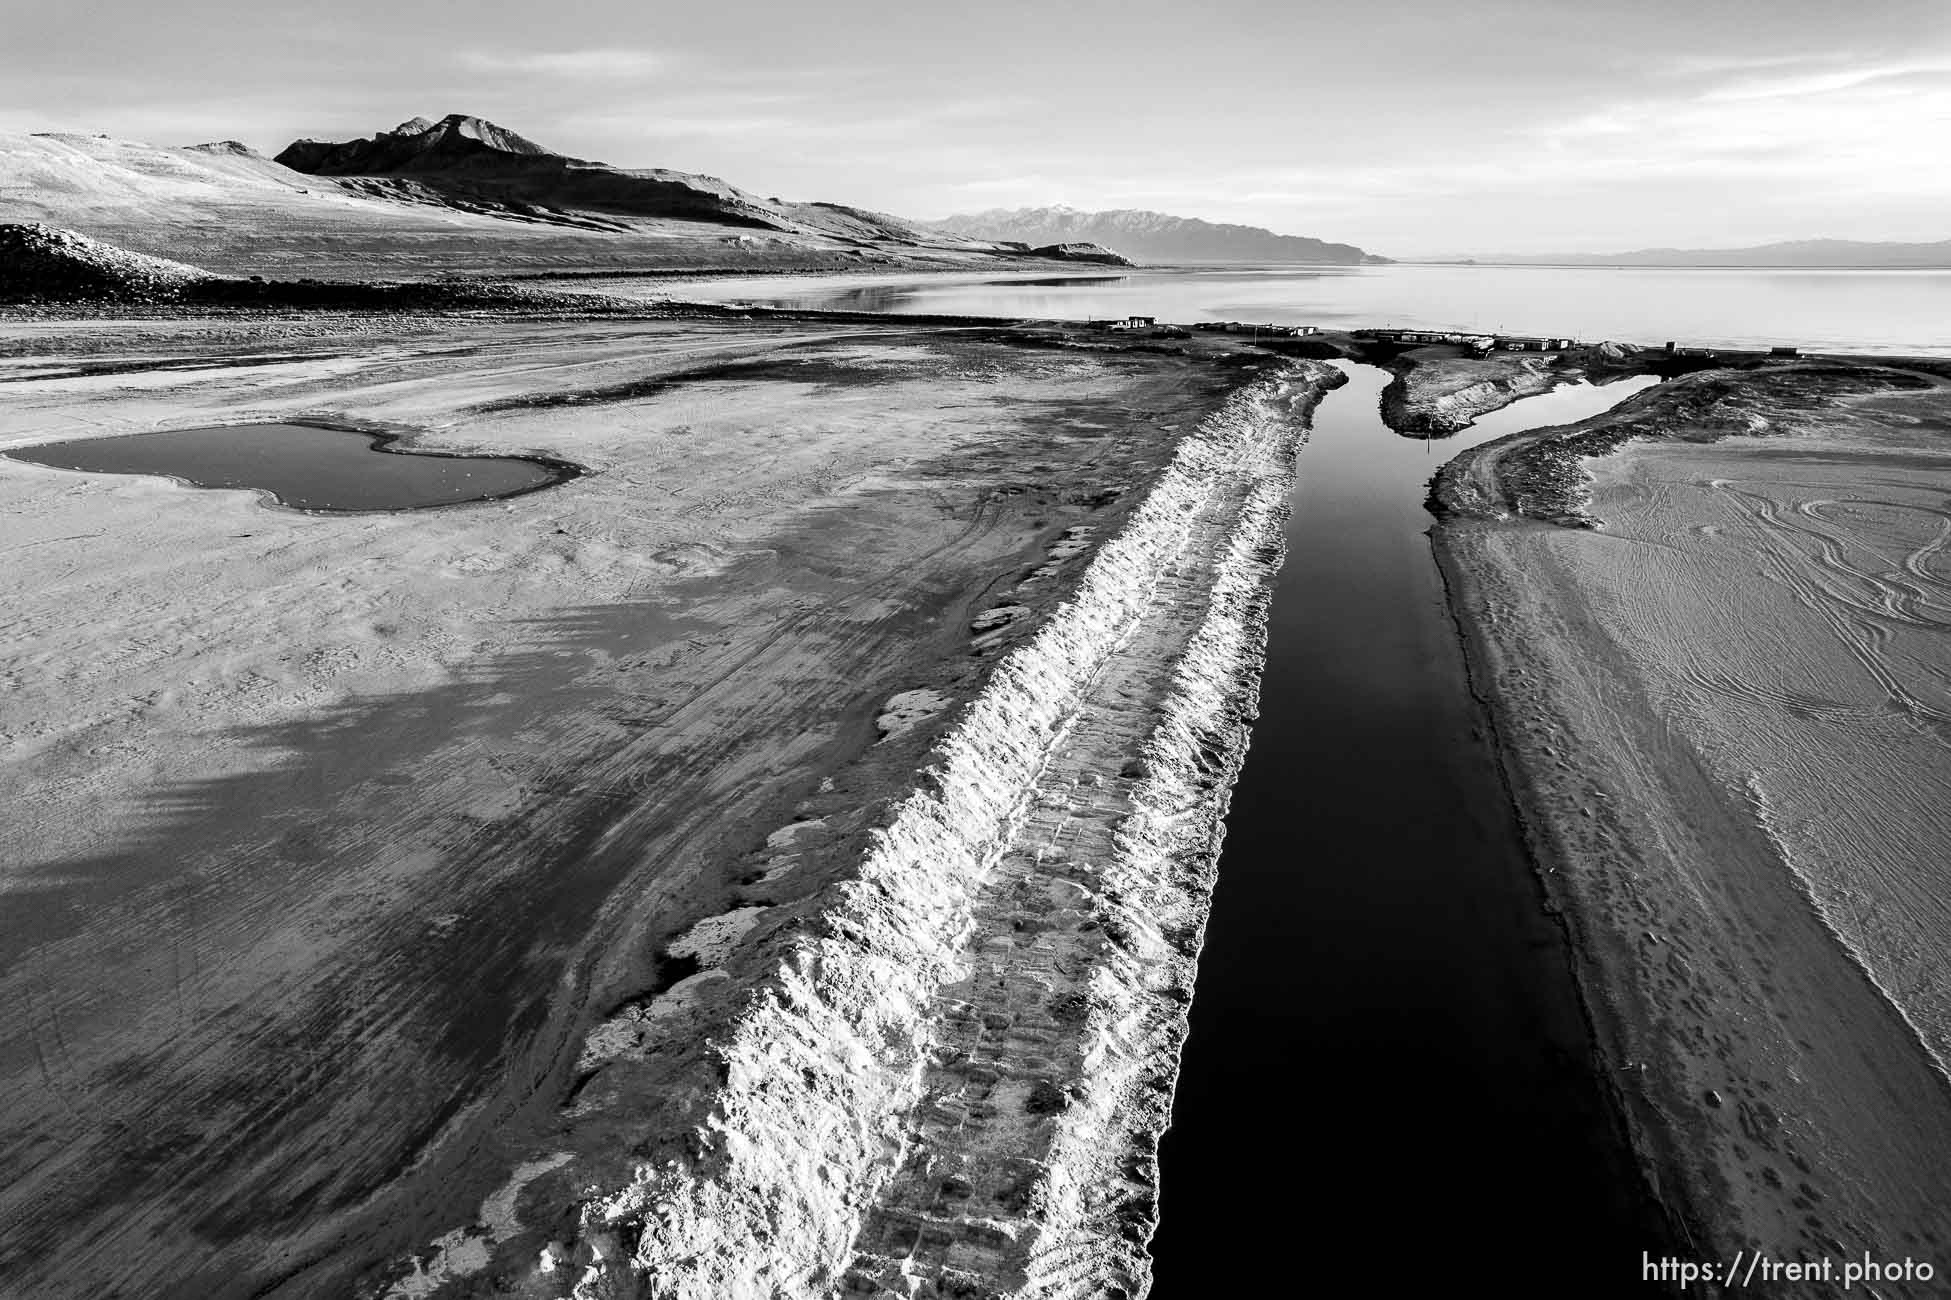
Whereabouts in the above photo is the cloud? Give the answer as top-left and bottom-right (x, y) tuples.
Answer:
(1530, 64), (1951, 181)
(1700, 57), (1951, 102)
(557, 91), (1025, 148)
(456, 49), (665, 78)
(1651, 51), (1841, 78)
(1056, 50), (1951, 252)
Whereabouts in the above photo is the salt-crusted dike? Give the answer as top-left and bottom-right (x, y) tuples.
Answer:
(468, 359), (1346, 1300)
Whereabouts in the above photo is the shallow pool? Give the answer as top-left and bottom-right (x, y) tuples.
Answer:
(5, 423), (576, 511)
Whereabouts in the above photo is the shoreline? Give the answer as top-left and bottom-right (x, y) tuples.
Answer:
(1429, 359), (1951, 1292)
(1430, 528), (1708, 1253)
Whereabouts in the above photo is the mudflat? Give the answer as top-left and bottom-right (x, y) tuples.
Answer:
(1436, 362), (1951, 1289)
(0, 314), (1248, 1297)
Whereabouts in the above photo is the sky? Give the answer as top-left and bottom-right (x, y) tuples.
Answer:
(4, 0), (1949, 257)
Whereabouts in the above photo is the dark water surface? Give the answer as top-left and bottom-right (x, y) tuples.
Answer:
(1147, 364), (1670, 1296)
(6, 423), (574, 510)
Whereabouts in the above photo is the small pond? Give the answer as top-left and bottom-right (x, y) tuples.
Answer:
(4, 422), (578, 511)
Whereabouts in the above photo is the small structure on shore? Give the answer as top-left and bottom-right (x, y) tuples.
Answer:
(1359, 326), (1501, 353)
(1363, 328), (1451, 345)
(1664, 340), (1742, 359)
(1197, 321), (1319, 336)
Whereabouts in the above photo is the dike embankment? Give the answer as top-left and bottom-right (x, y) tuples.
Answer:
(468, 360), (1348, 1300)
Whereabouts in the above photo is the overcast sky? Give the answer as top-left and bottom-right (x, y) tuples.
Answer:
(5, 0), (1948, 256)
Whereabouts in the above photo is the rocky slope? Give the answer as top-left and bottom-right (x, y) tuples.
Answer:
(931, 204), (1388, 265)
(0, 221), (212, 300)
(0, 223), (676, 311)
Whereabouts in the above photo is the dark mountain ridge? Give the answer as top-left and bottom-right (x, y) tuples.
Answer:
(275, 114), (984, 244)
(275, 114), (792, 229)
(275, 114), (557, 176)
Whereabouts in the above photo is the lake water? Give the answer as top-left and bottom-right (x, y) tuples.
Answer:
(1146, 364), (1674, 1295)
(6, 423), (575, 511)
(668, 263), (1951, 356)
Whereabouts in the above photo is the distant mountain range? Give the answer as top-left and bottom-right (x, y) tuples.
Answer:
(0, 114), (1096, 278)
(928, 205), (1389, 265)
(1449, 238), (1951, 268)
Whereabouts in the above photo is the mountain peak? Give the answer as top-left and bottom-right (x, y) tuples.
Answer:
(275, 114), (563, 176)
(185, 140), (262, 158)
(396, 114), (555, 155)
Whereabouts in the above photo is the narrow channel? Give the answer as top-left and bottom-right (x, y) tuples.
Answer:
(1148, 362), (1668, 1294)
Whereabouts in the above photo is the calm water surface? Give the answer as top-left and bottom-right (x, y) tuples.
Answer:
(1147, 365), (1673, 1296)
(6, 423), (572, 510)
(674, 263), (1951, 356)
